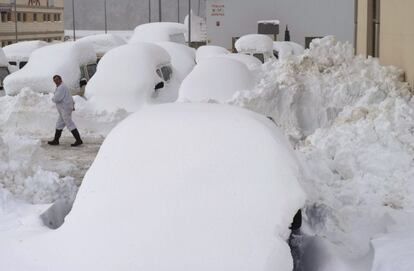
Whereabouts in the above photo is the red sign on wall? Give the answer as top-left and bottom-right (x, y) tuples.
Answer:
(210, 3), (225, 17)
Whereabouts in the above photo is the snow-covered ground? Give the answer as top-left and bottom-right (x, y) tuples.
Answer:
(0, 33), (413, 270)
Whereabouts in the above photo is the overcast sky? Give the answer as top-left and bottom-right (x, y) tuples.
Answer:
(64, 0), (206, 30)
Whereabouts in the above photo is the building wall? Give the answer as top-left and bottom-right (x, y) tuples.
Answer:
(356, 0), (414, 88)
(380, 0), (414, 88)
(206, 0), (354, 50)
(0, 0), (64, 46)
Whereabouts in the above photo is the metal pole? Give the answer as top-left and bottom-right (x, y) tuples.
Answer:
(14, 0), (17, 43)
(177, 0), (180, 23)
(197, 0), (200, 16)
(104, 0), (107, 33)
(72, 0), (76, 41)
(188, 0), (191, 46)
(148, 0), (151, 23)
(158, 0), (161, 22)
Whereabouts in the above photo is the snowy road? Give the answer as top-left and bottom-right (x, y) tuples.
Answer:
(39, 136), (103, 185)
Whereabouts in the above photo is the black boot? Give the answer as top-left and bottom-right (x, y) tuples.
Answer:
(70, 129), (83, 147)
(48, 129), (62, 145)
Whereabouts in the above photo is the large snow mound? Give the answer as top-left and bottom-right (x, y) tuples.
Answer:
(179, 57), (255, 102)
(235, 34), (274, 53)
(76, 33), (126, 56)
(0, 103), (305, 271)
(157, 41), (196, 81)
(3, 40), (48, 62)
(129, 22), (187, 44)
(85, 42), (177, 112)
(4, 42), (96, 95)
(220, 53), (263, 70)
(195, 45), (229, 63)
(273, 41), (304, 60)
(230, 35), (414, 262)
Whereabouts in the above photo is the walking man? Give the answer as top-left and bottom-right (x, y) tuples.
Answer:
(48, 75), (83, 147)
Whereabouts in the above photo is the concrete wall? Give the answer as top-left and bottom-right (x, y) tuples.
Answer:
(380, 0), (414, 88)
(206, 0), (355, 49)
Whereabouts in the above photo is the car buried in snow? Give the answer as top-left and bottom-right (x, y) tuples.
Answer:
(3, 40), (48, 72)
(0, 103), (306, 271)
(0, 48), (11, 90)
(235, 34), (276, 63)
(3, 41), (97, 96)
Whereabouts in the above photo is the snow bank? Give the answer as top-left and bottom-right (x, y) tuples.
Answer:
(0, 47), (8, 67)
(3, 40), (48, 63)
(220, 53), (262, 70)
(85, 42), (177, 112)
(157, 41), (196, 81)
(273, 41), (304, 60)
(230, 35), (414, 261)
(4, 42), (96, 95)
(76, 33), (126, 56)
(179, 57), (255, 102)
(235, 34), (274, 53)
(129, 22), (187, 44)
(195, 45), (229, 63)
(0, 103), (305, 271)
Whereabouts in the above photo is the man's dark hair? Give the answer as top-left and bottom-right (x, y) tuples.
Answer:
(53, 75), (62, 80)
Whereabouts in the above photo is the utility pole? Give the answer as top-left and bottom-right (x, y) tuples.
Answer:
(13, 0), (17, 42)
(188, 0), (191, 46)
(177, 0), (180, 23)
(148, 0), (151, 23)
(72, 0), (76, 41)
(104, 0), (107, 33)
(158, 0), (161, 22)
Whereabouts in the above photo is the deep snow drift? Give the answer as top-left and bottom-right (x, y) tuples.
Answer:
(229, 36), (414, 268)
(0, 103), (305, 271)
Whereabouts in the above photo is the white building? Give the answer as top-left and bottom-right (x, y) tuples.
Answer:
(206, 0), (355, 50)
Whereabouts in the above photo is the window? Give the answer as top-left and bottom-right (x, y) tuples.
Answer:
(23, 13), (26, 22)
(7, 12), (11, 21)
(160, 65), (173, 82)
(47, 14), (50, 21)
(17, 13), (21, 22)
(9, 61), (17, 66)
(253, 53), (265, 63)
(33, 13), (37, 22)
(86, 64), (97, 79)
(19, 61), (27, 69)
(43, 13), (46, 21)
(1, 12), (7, 22)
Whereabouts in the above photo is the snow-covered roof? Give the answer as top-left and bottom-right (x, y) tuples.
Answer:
(4, 42), (96, 95)
(3, 41), (48, 63)
(195, 45), (229, 63)
(129, 22), (187, 44)
(0, 103), (305, 270)
(85, 42), (175, 112)
(76, 34), (126, 56)
(157, 41), (196, 81)
(235, 34), (274, 53)
(179, 57), (255, 102)
(258, 19), (280, 25)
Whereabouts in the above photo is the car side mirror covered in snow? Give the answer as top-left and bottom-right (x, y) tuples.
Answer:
(80, 78), (87, 87)
(155, 81), (164, 90)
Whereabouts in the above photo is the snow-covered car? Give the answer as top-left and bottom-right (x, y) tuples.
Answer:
(76, 33), (126, 62)
(3, 40), (48, 72)
(219, 53), (262, 70)
(0, 48), (10, 90)
(179, 57), (255, 102)
(129, 22), (187, 44)
(4, 41), (97, 96)
(0, 103), (306, 271)
(273, 41), (305, 60)
(195, 45), (229, 63)
(85, 42), (180, 112)
(156, 41), (196, 81)
(235, 34), (275, 63)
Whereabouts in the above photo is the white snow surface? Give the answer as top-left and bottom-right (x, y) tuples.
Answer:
(230, 36), (414, 267)
(195, 45), (229, 63)
(273, 41), (304, 60)
(179, 57), (255, 102)
(76, 33), (126, 56)
(157, 41), (196, 81)
(0, 103), (306, 271)
(0, 47), (9, 67)
(85, 42), (178, 112)
(2, 40), (48, 63)
(4, 41), (96, 95)
(129, 22), (187, 44)
(235, 34), (274, 53)
(258, 20), (280, 25)
(220, 53), (263, 71)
